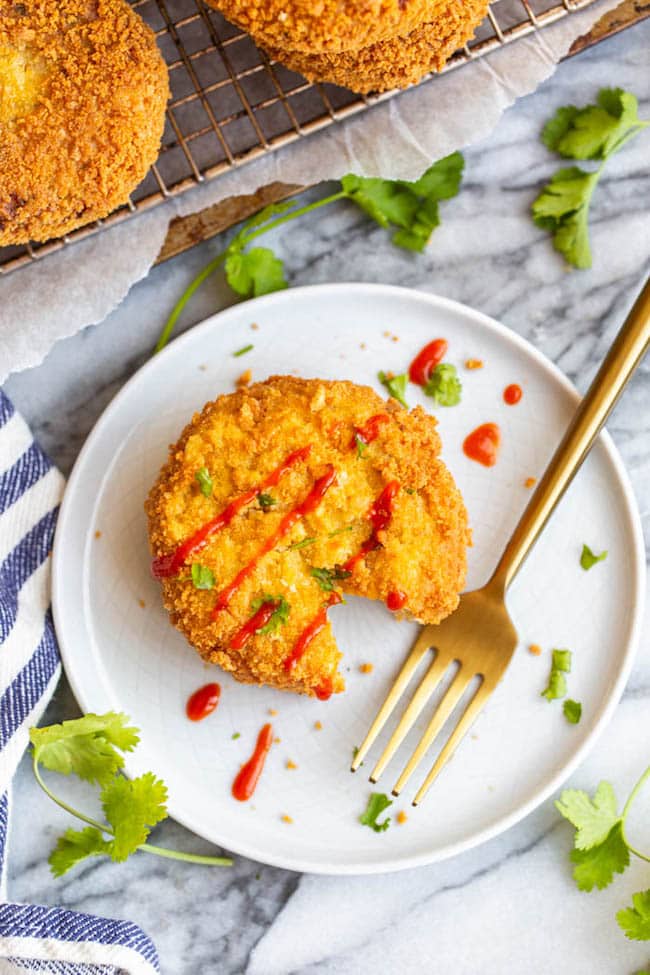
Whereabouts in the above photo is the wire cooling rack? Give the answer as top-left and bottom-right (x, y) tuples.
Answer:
(0, 0), (609, 273)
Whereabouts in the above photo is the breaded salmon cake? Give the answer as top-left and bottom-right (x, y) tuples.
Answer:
(0, 0), (169, 244)
(206, 0), (443, 55)
(266, 0), (488, 93)
(146, 376), (469, 700)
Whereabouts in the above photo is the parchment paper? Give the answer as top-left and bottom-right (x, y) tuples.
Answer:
(0, 0), (621, 382)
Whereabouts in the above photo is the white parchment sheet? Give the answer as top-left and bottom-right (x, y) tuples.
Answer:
(1, 0), (621, 381)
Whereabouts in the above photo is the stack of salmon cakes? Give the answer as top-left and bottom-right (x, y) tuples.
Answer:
(207, 0), (490, 93)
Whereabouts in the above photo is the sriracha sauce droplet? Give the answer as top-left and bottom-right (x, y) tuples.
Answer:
(409, 339), (449, 386)
(232, 723), (274, 801)
(186, 683), (221, 721)
(503, 384), (523, 405)
(386, 589), (407, 611)
(463, 423), (501, 467)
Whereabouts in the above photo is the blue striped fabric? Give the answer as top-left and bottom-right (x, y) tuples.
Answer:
(0, 390), (160, 974)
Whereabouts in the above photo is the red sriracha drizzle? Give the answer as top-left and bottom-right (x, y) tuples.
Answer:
(463, 423), (501, 467)
(212, 466), (337, 617)
(315, 677), (333, 701)
(344, 480), (401, 573)
(232, 723), (274, 802)
(503, 383), (523, 405)
(409, 338), (448, 386)
(284, 591), (342, 675)
(351, 413), (390, 450)
(386, 589), (407, 611)
(230, 600), (279, 651)
(186, 682), (221, 721)
(151, 445), (312, 579)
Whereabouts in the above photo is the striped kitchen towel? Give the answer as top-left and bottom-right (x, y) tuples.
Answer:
(0, 390), (160, 974)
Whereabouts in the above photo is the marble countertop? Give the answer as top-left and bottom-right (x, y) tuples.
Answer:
(6, 21), (650, 974)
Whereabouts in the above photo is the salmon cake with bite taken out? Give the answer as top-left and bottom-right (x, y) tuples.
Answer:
(145, 376), (469, 700)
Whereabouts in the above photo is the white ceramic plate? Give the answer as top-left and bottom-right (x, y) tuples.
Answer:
(53, 284), (645, 875)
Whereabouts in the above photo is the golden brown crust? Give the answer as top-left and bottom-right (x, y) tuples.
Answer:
(206, 0), (446, 55)
(265, 0), (488, 93)
(0, 0), (169, 244)
(146, 376), (469, 700)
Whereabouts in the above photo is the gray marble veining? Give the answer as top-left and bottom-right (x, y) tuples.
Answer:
(6, 21), (650, 975)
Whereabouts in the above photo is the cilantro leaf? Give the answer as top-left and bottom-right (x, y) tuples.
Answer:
(355, 434), (368, 458)
(101, 772), (168, 862)
(30, 713), (139, 786)
(191, 563), (215, 590)
(378, 371), (408, 408)
(541, 648), (572, 702)
(310, 566), (352, 592)
(563, 699), (582, 724)
(556, 781), (619, 850)
(359, 792), (392, 833)
(225, 246), (287, 299)
(580, 543), (608, 570)
(543, 89), (648, 161)
(423, 363), (462, 406)
(532, 166), (597, 269)
(257, 492), (276, 510)
(195, 466), (213, 498)
(617, 890), (650, 941)
(49, 827), (112, 878)
(251, 594), (291, 633)
(571, 822), (630, 891)
(342, 153), (464, 253)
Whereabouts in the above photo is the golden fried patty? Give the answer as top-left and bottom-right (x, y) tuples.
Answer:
(146, 377), (469, 699)
(266, 0), (488, 93)
(206, 0), (444, 55)
(0, 0), (169, 244)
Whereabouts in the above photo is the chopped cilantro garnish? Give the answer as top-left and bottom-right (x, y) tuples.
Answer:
(231, 732), (241, 740)
(257, 492), (277, 510)
(378, 371), (408, 408)
(580, 543), (608, 570)
(541, 648), (572, 701)
(328, 525), (354, 538)
(359, 792), (392, 833)
(233, 344), (253, 357)
(191, 563), (215, 590)
(288, 537), (317, 551)
(355, 434), (368, 458)
(195, 467), (213, 498)
(29, 713), (232, 875)
(310, 566), (352, 592)
(251, 594), (291, 633)
(423, 363), (462, 406)
(563, 699), (582, 724)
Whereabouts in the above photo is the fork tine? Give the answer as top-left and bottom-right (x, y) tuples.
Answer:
(391, 667), (473, 796)
(369, 651), (451, 783)
(412, 680), (492, 805)
(350, 628), (433, 772)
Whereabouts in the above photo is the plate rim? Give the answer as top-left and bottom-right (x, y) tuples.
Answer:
(52, 282), (646, 875)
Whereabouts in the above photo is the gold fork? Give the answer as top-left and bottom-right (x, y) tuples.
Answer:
(351, 276), (650, 806)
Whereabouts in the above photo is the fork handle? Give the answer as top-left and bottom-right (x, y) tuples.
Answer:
(490, 275), (650, 592)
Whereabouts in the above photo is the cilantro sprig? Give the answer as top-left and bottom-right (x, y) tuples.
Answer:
(532, 88), (649, 268)
(30, 713), (232, 876)
(556, 766), (650, 942)
(359, 792), (392, 833)
(424, 363), (462, 406)
(310, 566), (352, 592)
(155, 155), (464, 352)
(580, 543), (608, 570)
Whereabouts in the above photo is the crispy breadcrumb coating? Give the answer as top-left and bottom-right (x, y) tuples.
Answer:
(206, 0), (445, 55)
(0, 0), (169, 244)
(266, 0), (488, 93)
(146, 377), (469, 700)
